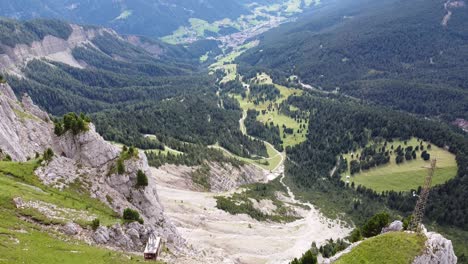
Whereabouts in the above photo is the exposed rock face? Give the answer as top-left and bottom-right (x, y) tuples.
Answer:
(125, 35), (165, 57)
(35, 127), (185, 251)
(413, 227), (457, 264)
(153, 162), (265, 193)
(208, 162), (265, 192)
(92, 222), (156, 251)
(0, 83), (53, 161)
(0, 86), (184, 252)
(0, 24), (111, 71)
(55, 123), (120, 168)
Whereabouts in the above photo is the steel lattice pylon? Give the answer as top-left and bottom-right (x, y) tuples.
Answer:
(409, 159), (437, 233)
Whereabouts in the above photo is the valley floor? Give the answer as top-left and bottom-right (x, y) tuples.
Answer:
(153, 164), (351, 264)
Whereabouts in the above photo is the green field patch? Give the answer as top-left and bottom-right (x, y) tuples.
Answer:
(234, 73), (308, 148)
(335, 232), (426, 264)
(342, 138), (457, 192)
(0, 161), (151, 263)
(189, 18), (220, 36)
(210, 142), (281, 171)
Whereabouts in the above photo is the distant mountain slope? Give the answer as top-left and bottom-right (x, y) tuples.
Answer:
(0, 17), (267, 160)
(0, 0), (249, 37)
(238, 0), (468, 121)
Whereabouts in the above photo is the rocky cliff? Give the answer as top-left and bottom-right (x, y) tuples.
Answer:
(0, 83), (53, 161)
(0, 24), (111, 71)
(413, 226), (457, 264)
(0, 83), (183, 252)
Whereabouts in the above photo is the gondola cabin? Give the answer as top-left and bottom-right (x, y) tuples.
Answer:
(144, 233), (162, 261)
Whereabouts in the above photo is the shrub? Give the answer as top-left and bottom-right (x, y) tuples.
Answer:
(43, 148), (54, 163)
(319, 238), (349, 258)
(91, 218), (100, 231)
(361, 212), (390, 238)
(54, 112), (90, 136)
(290, 250), (318, 264)
(402, 215), (413, 230)
(136, 170), (148, 188)
(117, 159), (125, 174)
(123, 208), (143, 224)
(3, 154), (12, 161)
(349, 228), (362, 242)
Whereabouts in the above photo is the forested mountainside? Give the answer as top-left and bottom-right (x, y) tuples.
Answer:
(0, 18), (266, 159)
(0, 0), (249, 37)
(238, 0), (468, 121)
(1, 1), (467, 262)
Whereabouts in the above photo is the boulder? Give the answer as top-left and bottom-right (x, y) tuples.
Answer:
(381, 220), (403, 233)
(93, 226), (110, 244)
(62, 222), (82, 235)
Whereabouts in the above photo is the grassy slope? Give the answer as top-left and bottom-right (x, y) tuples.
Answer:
(335, 232), (426, 264)
(0, 161), (151, 263)
(342, 138), (457, 192)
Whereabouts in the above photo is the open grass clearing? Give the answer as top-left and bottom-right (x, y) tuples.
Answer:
(335, 232), (426, 264)
(210, 142), (282, 171)
(342, 138), (457, 192)
(234, 73), (308, 148)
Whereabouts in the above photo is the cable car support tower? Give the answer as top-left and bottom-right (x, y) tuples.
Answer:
(409, 159), (437, 233)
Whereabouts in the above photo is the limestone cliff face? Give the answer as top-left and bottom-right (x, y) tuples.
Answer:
(0, 83), (53, 161)
(0, 24), (112, 70)
(0, 85), (183, 251)
(413, 227), (457, 264)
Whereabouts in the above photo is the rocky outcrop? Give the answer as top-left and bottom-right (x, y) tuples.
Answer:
(92, 222), (157, 251)
(413, 226), (457, 264)
(0, 85), (184, 252)
(0, 24), (111, 71)
(208, 162), (265, 192)
(35, 127), (185, 251)
(381, 220), (403, 234)
(0, 83), (53, 161)
(54, 123), (120, 168)
(153, 162), (265, 193)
